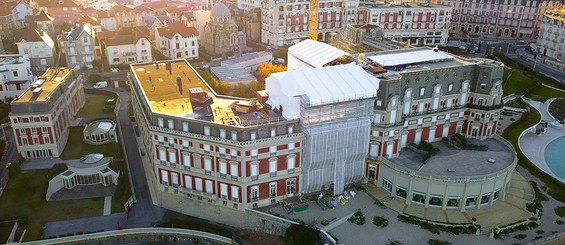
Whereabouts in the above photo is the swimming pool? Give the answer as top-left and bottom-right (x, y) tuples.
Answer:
(545, 137), (565, 179)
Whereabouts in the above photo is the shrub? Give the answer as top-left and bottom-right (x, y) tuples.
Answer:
(555, 220), (564, 225)
(555, 207), (565, 217)
(428, 239), (451, 245)
(397, 214), (476, 235)
(348, 209), (366, 226)
(514, 234), (527, 240)
(372, 216), (389, 228)
(284, 224), (320, 245)
(374, 200), (387, 209)
(535, 230), (545, 234)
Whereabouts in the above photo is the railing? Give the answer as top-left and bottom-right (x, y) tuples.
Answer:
(20, 228), (233, 245)
(467, 103), (504, 110)
(150, 126), (304, 147)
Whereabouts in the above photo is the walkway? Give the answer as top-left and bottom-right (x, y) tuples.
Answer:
(519, 98), (565, 183)
(103, 196), (112, 215)
(364, 170), (535, 231)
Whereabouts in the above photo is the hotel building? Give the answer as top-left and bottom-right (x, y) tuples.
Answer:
(10, 68), (85, 158)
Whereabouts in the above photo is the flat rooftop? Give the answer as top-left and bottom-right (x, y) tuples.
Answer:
(0, 55), (26, 66)
(131, 60), (284, 126)
(368, 48), (454, 67)
(12, 68), (74, 103)
(389, 138), (515, 177)
(359, 2), (451, 9)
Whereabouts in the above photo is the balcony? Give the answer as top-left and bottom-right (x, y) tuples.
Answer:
(270, 172), (277, 177)
(287, 168), (295, 174)
(231, 175), (238, 181)
(467, 103), (504, 111)
(251, 175), (258, 181)
(220, 173), (227, 179)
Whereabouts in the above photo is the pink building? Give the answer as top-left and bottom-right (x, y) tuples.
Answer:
(10, 68), (85, 158)
(440, 0), (562, 40)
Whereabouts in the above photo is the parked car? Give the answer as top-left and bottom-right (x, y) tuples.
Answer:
(93, 81), (108, 89)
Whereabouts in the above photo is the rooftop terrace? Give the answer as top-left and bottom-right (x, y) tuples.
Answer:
(389, 138), (515, 177)
(131, 60), (284, 127)
(12, 67), (74, 103)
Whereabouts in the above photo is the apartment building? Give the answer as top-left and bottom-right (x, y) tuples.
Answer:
(35, 0), (82, 25)
(130, 60), (303, 210)
(356, 2), (452, 45)
(536, 8), (565, 67)
(155, 21), (199, 60)
(102, 27), (152, 65)
(440, 0), (563, 40)
(261, 0), (345, 46)
(59, 24), (97, 69)
(0, 55), (33, 102)
(10, 68), (85, 158)
(237, 0), (260, 11)
(0, 0), (33, 38)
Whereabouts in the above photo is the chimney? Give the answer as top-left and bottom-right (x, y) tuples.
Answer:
(176, 75), (183, 94)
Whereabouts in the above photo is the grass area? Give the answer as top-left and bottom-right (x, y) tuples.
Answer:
(0, 101), (11, 124)
(59, 126), (132, 213)
(86, 74), (110, 86)
(0, 163), (103, 241)
(555, 207), (565, 218)
(548, 99), (565, 121)
(76, 95), (116, 118)
(494, 54), (565, 101)
(59, 127), (121, 160)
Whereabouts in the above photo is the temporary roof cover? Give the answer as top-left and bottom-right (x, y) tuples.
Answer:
(288, 39), (349, 68)
(367, 49), (453, 67)
(269, 63), (380, 106)
(85, 121), (114, 134)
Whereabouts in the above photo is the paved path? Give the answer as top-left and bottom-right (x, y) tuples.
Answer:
(43, 213), (124, 239)
(519, 98), (565, 183)
(320, 212), (354, 231)
(103, 196), (112, 216)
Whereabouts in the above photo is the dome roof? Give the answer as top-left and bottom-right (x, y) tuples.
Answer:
(211, 3), (231, 17)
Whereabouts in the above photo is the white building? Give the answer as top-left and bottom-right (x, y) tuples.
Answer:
(536, 8), (565, 69)
(287, 39), (349, 71)
(104, 35), (152, 65)
(83, 0), (112, 11)
(357, 2), (453, 45)
(261, 0), (345, 46)
(0, 55), (33, 102)
(15, 28), (55, 72)
(12, 0), (34, 28)
(155, 21), (199, 60)
(237, 0), (260, 11)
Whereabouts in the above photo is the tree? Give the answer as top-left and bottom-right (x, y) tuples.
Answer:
(256, 62), (287, 82)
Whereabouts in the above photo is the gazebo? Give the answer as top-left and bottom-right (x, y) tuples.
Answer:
(83, 120), (117, 145)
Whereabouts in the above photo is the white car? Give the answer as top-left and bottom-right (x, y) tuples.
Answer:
(93, 81), (108, 89)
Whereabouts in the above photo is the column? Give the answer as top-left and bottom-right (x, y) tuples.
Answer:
(460, 180), (468, 212)
(406, 175), (414, 205)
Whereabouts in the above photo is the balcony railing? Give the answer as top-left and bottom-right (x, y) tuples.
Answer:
(467, 103), (504, 111)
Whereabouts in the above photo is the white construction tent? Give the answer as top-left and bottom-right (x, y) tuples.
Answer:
(287, 39), (350, 70)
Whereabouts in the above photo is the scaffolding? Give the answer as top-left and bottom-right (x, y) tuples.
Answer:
(299, 96), (375, 195)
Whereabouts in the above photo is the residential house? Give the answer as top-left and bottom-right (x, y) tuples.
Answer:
(0, 54), (33, 102)
(15, 28), (55, 71)
(111, 4), (143, 29)
(83, 0), (112, 11)
(0, 0), (33, 39)
(35, 0), (81, 25)
(78, 14), (102, 32)
(155, 21), (199, 59)
(25, 10), (56, 39)
(59, 24), (97, 68)
(102, 27), (152, 65)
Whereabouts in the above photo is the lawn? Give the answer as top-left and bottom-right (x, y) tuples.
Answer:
(548, 99), (565, 121)
(76, 95), (115, 118)
(0, 164), (103, 241)
(59, 127), (121, 160)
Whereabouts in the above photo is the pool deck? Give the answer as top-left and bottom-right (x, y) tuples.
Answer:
(519, 98), (565, 183)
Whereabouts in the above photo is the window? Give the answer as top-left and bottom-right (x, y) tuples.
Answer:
(230, 149), (237, 158)
(195, 178), (203, 191)
(182, 122), (189, 132)
(250, 163), (258, 179)
(251, 186), (259, 202)
(287, 156), (295, 171)
(419, 87), (425, 96)
(231, 186), (239, 201)
(288, 143), (295, 150)
(167, 119), (174, 129)
(182, 153), (191, 167)
(481, 194), (490, 204)
(171, 173), (179, 187)
(382, 178), (392, 192)
(157, 118), (164, 127)
(447, 197), (460, 207)
(159, 149), (166, 161)
(182, 140), (189, 149)
(396, 187), (407, 198)
(286, 179), (295, 195)
(287, 126), (293, 134)
(220, 183), (228, 199)
(19, 128), (24, 134)
(269, 146), (276, 154)
(466, 196), (477, 207)
(157, 135), (164, 143)
(219, 161), (227, 176)
(219, 147), (226, 155)
(429, 196), (443, 206)
(203, 144), (210, 153)
(251, 131), (256, 140)
(168, 150), (177, 164)
(220, 129), (226, 139)
(230, 163), (238, 177)
(480, 83), (487, 90)
(270, 182), (277, 198)
(205, 180), (213, 194)
(448, 83), (454, 92)
(44, 136), (50, 144)
(12, 71), (18, 77)
(184, 175), (193, 189)
(251, 149), (258, 157)
(231, 131), (237, 141)
(204, 158), (212, 172)
(270, 128), (276, 137)
(412, 192), (426, 204)
(22, 138), (28, 145)
(269, 159), (277, 175)
(160, 170), (169, 185)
